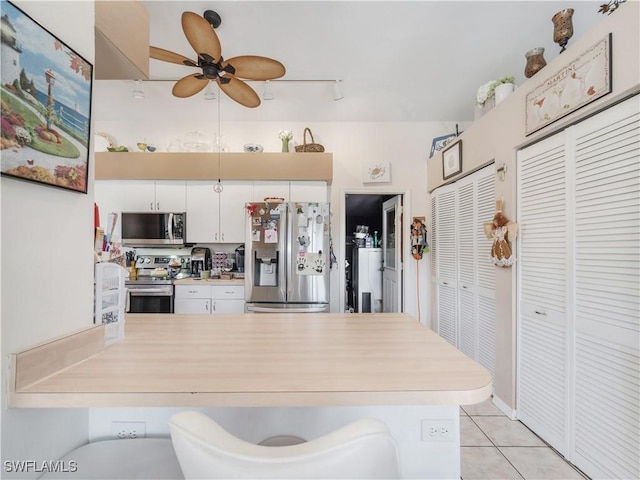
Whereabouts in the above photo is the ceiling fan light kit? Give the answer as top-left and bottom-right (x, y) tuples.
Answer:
(204, 81), (217, 100)
(333, 80), (344, 101)
(149, 10), (285, 108)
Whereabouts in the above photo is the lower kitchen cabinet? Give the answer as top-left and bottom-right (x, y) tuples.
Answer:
(211, 285), (245, 314)
(174, 284), (244, 314)
(174, 284), (211, 314)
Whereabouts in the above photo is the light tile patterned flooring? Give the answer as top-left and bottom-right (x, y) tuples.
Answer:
(460, 398), (589, 480)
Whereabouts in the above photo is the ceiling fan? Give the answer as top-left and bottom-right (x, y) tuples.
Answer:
(150, 10), (285, 108)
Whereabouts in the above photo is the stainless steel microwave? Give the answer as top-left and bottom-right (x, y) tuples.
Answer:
(121, 212), (186, 247)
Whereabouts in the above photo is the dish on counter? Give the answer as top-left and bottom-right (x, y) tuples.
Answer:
(243, 143), (263, 153)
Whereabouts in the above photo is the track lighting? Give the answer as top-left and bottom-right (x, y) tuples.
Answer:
(333, 80), (344, 101)
(132, 79), (145, 99)
(263, 80), (274, 100)
(204, 81), (216, 100)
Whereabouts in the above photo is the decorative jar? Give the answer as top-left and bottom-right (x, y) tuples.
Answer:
(524, 47), (547, 78)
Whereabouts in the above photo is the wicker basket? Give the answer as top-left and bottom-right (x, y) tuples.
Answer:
(295, 128), (325, 153)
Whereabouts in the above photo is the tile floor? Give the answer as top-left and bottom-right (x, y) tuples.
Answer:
(460, 398), (589, 480)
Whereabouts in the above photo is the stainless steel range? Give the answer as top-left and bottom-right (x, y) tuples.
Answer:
(126, 255), (190, 313)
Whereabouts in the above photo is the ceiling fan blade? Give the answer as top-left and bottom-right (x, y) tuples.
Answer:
(218, 76), (260, 108)
(172, 74), (208, 98)
(222, 56), (286, 80)
(182, 11), (222, 62)
(150, 46), (197, 67)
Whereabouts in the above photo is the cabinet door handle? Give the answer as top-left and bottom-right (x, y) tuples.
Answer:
(206, 300), (210, 313)
(156, 202), (160, 210)
(443, 281), (448, 285)
(150, 202), (153, 210)
(212, 301), (216, 312)
(534, 310), (547, 316)
(221, 233), (224, 241)
(215, 233), (218, 241)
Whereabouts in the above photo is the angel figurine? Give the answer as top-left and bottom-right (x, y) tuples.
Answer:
(484, 200), (518, 267)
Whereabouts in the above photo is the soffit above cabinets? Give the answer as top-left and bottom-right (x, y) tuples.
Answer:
(94, 152), (333, 183)
(95, 0), (149, 80)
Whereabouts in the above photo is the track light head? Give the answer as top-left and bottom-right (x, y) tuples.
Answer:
(333, 80), (344, 101)
(263, 80), (274, 100)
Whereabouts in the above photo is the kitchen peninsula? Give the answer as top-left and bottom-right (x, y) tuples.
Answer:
(9, 313), (491, 478)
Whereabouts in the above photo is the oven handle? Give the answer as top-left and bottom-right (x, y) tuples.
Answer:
(126, 289), (130, 313)
(129, 288), (173, 296)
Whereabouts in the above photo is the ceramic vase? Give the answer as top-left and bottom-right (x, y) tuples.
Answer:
(494, 83), (514, 105)
(524, 47), (547, 78)
(281, 138), (289, 152)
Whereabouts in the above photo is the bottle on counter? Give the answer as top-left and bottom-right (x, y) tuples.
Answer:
(373, 231), (379, 248)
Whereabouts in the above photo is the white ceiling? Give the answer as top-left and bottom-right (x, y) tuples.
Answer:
(139, 1), (605, 122)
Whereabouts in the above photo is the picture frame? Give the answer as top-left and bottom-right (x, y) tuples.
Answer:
(362, 162), (391, 184)
(1, 0), (93, 193)
(525, 33), (612, 136)
(442, 139), (462, 180)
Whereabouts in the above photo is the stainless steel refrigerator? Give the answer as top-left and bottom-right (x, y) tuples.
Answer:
(245, 202), (330, 313)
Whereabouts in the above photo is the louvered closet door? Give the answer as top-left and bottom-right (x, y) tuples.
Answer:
(517, 133), (569, 456)
(571, 97), (639, 480)
(434, 186), (458, 346)
(457, 180), (476, 358)
(475, 173), (496, 377)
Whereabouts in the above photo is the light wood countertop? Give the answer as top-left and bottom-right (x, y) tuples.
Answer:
(9, 313), (491, 408)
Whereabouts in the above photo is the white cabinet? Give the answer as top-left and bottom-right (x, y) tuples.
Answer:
(174, 284), (245, 314)
(290, 181), (327, 202)
(175, 284), (211, 314)
(251, 181), (328, 202)
(252, 181), (289, 201)
(430, 165), (496, 377)
(186, 181), (249, 243)
(95, 181), (127, 240)
(516, 97), (639, 480)
(122, 180), (186, 212)
(211, 285), (245, 314)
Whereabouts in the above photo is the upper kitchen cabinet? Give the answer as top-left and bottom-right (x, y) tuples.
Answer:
(95, 1), (149, 80)
(122, 181), (186, 212)
(186, 181), (248, 244)
(252, 181), (289, 202)
(290, 181), (328, 202)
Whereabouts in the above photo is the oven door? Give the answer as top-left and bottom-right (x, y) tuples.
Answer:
(127, 285), (174, 313)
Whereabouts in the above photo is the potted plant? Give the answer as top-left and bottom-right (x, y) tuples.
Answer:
(476, 76), (516, 109)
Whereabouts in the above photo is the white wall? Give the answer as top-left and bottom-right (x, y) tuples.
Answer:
(94, 79), (469, 322)
(1, 2), (94, 477)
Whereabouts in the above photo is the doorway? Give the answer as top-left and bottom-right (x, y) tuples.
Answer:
(343, 193), (403, 313)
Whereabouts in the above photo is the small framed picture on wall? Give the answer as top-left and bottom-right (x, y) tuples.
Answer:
(442, 139), (462, 180)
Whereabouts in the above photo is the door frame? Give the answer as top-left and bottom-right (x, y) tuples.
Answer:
(339, 188), (411, 314)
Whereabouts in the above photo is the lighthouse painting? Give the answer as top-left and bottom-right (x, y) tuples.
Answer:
(1, 0), (92, 193)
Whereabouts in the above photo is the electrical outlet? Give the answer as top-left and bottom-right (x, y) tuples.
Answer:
(111, 421), (146, 439)
(421, 419), (455, 442)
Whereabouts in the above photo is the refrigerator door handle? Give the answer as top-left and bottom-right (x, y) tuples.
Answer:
(247, 305), (327, 313)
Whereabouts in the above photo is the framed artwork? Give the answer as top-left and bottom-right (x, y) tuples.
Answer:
(525, 33), (612, 136)
(442, 140), (462, 180)
(1, 1), (93, 193)
(363, 162), (391, 184)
